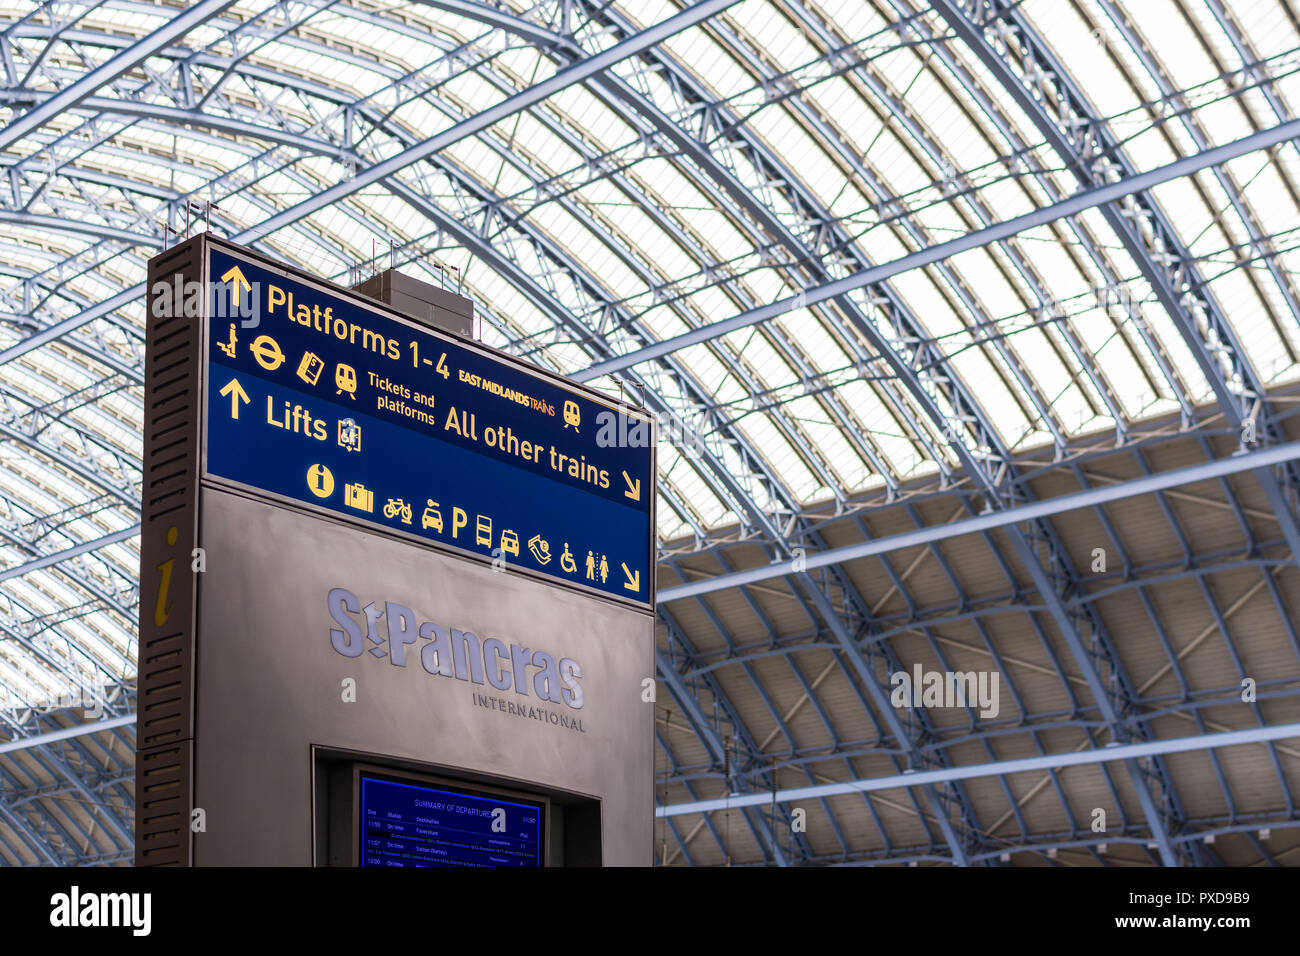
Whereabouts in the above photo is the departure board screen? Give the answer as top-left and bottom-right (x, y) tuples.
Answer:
(358, 775), (544, 867)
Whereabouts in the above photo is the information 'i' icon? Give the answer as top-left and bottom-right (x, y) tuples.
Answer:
(307, 463), (334, 498)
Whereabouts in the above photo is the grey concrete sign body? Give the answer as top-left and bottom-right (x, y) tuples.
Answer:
(193, 489), (652, 865)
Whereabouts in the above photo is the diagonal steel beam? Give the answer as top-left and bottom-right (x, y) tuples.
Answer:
(1004, 530), (1177, 866)
(0, 713), (135, 756)
(573, 117), (1300, 382)
(655, 647), (790, 866)
(0, 801), (60, 865)
(239, 0), (738, 244)
(0, 0), (739, 369)
(0, 525), (138, 585)
(661, 440), (1300, 602)
(658, 721), (1300, 817)
(799, 585), (972, 865)
(0, 0), (240, 152)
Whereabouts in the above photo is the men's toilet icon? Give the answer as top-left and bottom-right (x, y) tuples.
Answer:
(560, 542), (576, 573)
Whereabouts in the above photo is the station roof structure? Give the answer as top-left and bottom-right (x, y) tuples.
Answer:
(1, 0), (1299, 865)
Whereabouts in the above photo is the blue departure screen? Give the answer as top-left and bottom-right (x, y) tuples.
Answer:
(359, 776), (543, 867)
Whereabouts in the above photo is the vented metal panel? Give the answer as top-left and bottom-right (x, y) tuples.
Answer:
(135, 238), (205, 865)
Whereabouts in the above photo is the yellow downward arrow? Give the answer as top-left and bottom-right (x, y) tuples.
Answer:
(621, 562), (640, 593)
(219, 377), (250, 419)
(221, 265), (252, 308)
(622, 470), (641, 501)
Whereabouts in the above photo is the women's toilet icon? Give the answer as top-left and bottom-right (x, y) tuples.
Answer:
(560, 542), (576, 573)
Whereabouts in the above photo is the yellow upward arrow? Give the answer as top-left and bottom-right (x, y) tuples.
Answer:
(219, 377), (250, 419)
(622, 470), (641, 501)
(221, 265), (252, 308)
(621, 562), (640, 593)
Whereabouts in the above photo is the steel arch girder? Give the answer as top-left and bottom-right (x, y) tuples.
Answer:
(0, 91), (362, 162)
(412, 1), (1107, 861)
(0, 0), (241, 153)
(0, 418), (138, 511)
(612, 85), (1180, 869)
(384, 157), (811, 863)
(388, 166), (981, 857)
(930, 0), (1300, 563)
(928, 0), (1300, 858)
(0, 209), (162, 248)
(577, 0), (1281, 864)
(654, 647), (792, 866)
(558, 6), (1000, 858)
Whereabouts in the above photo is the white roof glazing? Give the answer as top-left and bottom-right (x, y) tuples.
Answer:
(0, 0), (1296, 709)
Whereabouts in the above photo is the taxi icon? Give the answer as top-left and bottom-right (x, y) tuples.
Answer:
(501, 529), (519, 557)
(421, 500), (443, 533)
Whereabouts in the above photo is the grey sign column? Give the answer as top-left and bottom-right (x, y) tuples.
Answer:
(137, 234), (656, 865)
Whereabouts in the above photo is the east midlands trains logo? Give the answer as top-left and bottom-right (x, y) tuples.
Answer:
(327, 588), (583, 712)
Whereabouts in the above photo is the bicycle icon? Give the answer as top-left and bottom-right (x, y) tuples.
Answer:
(383, 497), (413, 524)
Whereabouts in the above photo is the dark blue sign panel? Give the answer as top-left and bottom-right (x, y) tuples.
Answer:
(359, 776), (543, 867)
(201, 246), (654, 605)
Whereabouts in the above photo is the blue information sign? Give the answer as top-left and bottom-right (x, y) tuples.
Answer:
(200, 244), (654, 606)
(359, 776), (543, 867)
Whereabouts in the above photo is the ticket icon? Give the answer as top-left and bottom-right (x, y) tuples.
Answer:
(297, 351), (324, 385)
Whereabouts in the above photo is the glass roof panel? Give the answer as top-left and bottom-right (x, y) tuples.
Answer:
(2, 0), (1298, 727)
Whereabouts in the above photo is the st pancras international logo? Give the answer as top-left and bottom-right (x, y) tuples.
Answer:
(327, 587), (589, 733)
